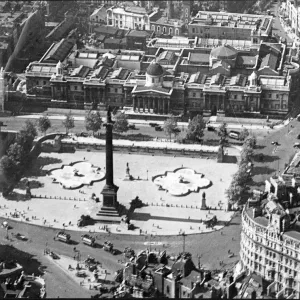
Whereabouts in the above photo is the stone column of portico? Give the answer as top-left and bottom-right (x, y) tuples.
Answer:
(152, 98), (155, 113)
(147, 97), (150, 112)
(84, 87), (87, 102)
(143, 98), (145, 112)
(138, 97), (141, 112)
(51, 85), (55, 99)
(203, 93), (206, 109)
(280, 94), (283, 109)
(158, 98), (162, 114)
(207, 94), (211, 111)
(167, 99), (170, 114)
(133, 96), (136, 111)
(162, 99), (166, 114)
(257, 95), (261, 111)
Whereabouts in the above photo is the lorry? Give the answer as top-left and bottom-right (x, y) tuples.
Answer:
(56, 231), (71, 243)
(103, 240), (116, 254)
(81, 234), (96, 247)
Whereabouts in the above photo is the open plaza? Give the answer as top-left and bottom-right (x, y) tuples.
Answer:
(0, 149), (237, 236)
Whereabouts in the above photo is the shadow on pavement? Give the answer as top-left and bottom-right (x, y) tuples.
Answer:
(253, 154), (279, 163)
(252, 166), (277, 176)
(222, 155), (237, 164)
(131, 211), (222, 224)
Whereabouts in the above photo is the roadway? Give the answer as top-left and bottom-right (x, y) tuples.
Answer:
(0, 210), (242, 298)
(269, 1), (293, 43)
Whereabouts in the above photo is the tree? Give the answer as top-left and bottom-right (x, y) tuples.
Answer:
(225, 181), (244, 203)
(62, 111), (75, 134)
(23, 120), (38, 139)
(38, 115), (51, 136)
(239, 128), (249, 141)
(217, 122), (228, 144)
(163, 116), (177, 141)
(113, 112), (129, 133)
(186, 114), (206, 141)
(85, 111), (102, 136)
(244, 135), (257, 149)
(0, 155), (20, 186)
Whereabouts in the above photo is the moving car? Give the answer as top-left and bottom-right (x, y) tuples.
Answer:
(128, 124), (136, 130)
(149, 122), (158, 127)
(155, 125), (163, 131)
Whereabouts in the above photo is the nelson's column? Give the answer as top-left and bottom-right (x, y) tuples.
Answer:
(94, 106), (121, 223)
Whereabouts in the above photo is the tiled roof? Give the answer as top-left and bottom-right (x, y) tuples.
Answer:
(236, 55), (256, 66)
(94, 26), (118, 35)
(44, 38), (75, 62)
(260, 53), (278, 70)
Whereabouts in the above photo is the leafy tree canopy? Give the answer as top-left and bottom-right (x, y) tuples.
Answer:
(62, 111), (75, 134)
(163, 116), (177, 140)
(85, 111), (102, 135)
(113, 112), (129, 133)
(186, 114), (206, 141)
(38, 115), (51, 135)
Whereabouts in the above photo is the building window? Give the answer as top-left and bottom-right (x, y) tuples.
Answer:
(115, 88), (118, 93)
(276, 94), (279, 99)
(269, 93), (271, 98)
(169, 28), (173, 35)
(152, 25), (155, 31)
(192, 28), (196, 33)
(234, 95), (237, 99)
(163, 27), (166, 34)
(36, 81), (39, 85)
(75, 86), (78, 91)
(193, 93), (196, 97)
(43, 81), (46, 85)
(166, 286), (170, 294)
(157, 26), (160, 32)
(175, 28), (179, 35)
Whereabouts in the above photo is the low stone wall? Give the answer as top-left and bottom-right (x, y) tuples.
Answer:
(60, 141), (219, 159)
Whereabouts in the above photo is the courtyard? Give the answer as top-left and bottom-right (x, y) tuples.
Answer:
(0, 150), (238, 235)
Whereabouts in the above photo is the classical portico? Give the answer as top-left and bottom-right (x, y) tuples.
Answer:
(131, 61), (173, 114)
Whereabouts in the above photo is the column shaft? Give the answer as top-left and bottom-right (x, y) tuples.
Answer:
(138, 98), (140, 112)
(133, 97), (136, 111)
(143, 98), (145, 112)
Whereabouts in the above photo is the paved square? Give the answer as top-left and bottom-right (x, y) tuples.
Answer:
(0, 151), (238, 235)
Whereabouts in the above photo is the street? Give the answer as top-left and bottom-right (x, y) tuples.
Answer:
(0, 210), (242, 298)
(269, 1), (293, 43)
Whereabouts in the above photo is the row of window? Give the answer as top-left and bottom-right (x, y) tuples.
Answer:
(151, 25), (179, 36)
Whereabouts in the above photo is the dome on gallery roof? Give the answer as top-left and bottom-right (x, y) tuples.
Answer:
(146, 61), (164, 76)
(210, 44), (237, 60)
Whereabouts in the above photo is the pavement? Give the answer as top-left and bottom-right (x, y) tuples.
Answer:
(0, 150), (237, 236)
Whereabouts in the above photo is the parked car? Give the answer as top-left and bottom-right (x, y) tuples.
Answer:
(128, 124), (136, 130)
(207, 126), (215, 131)
(155, 125), (163, 131)
(297, 134), (300, 139)
(149, 122), (158, 127)
(173, 127), (181, 133)
(228, 131), (240, 140)
(80, 132), (88, 137)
